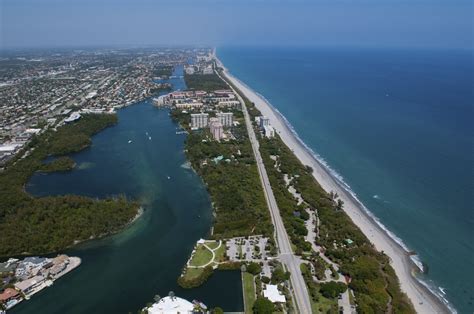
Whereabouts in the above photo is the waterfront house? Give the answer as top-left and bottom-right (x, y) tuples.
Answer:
(263, 125), (275, 138)
(14, 275), (46, 295)
(0, 288), (20, 304)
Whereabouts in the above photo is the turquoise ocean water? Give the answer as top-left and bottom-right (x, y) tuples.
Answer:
(218, 46), (473, 313)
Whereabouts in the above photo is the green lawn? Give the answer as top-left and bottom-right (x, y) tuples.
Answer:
(214, 242), (226, 262)
(206, 241), (220, 250)
(313, 295), (338, 313)
(181, 240), (228, 284)
(182, 267), (204, 281)
(189, 245), (213, 267)
(242, 272), (256, 313)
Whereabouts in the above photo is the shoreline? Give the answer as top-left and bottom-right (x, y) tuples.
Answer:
(215, 55), (452, 314)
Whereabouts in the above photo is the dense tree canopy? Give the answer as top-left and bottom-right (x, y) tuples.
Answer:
(252, 297), (275, 314)
(0, 114), (139, 257)
(246, 262), (262, 275)
(184, 73), (229, 92)
(172, 110), (273, 239)
(320, 281), (347, 298)
(258, 136), (414, 313)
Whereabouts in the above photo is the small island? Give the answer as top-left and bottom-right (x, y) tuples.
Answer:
(0, 113), (140, 257)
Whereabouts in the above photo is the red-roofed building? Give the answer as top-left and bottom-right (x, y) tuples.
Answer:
(0, 288), (20, 304)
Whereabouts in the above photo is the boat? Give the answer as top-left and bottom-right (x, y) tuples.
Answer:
(148, 136), (152, 140)
(167, 176), (171, 179)
(128, 140), (132, 144)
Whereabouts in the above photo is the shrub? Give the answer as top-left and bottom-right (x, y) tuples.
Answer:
(247, 262), (262, 275)
(253, 297), (275, 314)
(320, 281), (347, 299)
(177, 266), (214, 289)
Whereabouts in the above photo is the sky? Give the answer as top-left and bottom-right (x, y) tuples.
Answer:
(0, 0), (472, 49)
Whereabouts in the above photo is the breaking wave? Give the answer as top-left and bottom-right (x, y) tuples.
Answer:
(226, 71), (456, 313)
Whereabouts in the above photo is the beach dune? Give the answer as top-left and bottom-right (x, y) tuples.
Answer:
(216, 56), (450, 314)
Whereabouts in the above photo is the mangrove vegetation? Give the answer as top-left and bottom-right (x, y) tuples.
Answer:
(0, 114), (139, 257)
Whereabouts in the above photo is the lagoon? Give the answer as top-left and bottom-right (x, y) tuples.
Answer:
(12, 68), (243, 313)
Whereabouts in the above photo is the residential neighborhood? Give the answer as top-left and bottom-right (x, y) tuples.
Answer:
(0, 255), (80, 311)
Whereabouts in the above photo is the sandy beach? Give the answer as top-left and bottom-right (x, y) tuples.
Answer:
(216, 56), (451, 314)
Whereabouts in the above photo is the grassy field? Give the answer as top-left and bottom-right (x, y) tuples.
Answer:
(182, 267), (203, 281)
(189, 245), (214, 267)
(312, 295), (338, 313)
(206, 241), (220, 250)
(214, 242), (226, 262)
(182, 240), (226, 281)
(242, 272), (256, 313)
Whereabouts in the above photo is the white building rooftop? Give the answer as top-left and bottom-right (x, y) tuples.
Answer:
(263, 284), (286, 303)
(0, 144), (20, 152)
(147, 296), (194, 314)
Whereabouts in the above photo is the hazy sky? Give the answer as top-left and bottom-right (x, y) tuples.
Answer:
(1, 0), (472, 49)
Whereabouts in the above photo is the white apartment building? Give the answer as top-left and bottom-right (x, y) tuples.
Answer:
(212, 94), (236, 102)
(153, 95), (168, 106)
(191, 113), (209, 129)
(263, 125), (275, 138)
(260, 116), (270, 128)
(217, 100), (241, 108)
(216, 112), (233, 127)
(175, 102), (203, 109)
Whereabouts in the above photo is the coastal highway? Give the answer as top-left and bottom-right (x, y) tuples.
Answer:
(216, 68), (313, 313)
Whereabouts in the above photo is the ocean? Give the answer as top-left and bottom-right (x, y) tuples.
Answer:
(218, 46), (474, 313)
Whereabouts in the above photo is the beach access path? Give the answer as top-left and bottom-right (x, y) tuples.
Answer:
(215, 68), (313, 314)
(215, 54), (449, 314)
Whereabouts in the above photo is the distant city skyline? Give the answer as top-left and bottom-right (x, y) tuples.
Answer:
(1, 0), (472, 50)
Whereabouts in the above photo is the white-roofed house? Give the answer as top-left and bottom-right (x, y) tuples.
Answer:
(263, 284), (286, 303)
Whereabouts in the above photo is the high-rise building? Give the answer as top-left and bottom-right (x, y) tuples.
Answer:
(216, 112), (233, 127)
(209, 117), (224, 141)
(260, 116), (270, 128)
(190, 113), (209, 129)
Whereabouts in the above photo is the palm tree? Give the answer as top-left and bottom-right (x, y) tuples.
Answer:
(153, 294), (161, 303)
(168, 291), (175, 299)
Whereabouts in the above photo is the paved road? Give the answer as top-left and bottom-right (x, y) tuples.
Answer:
(216, 69), (312, 313)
